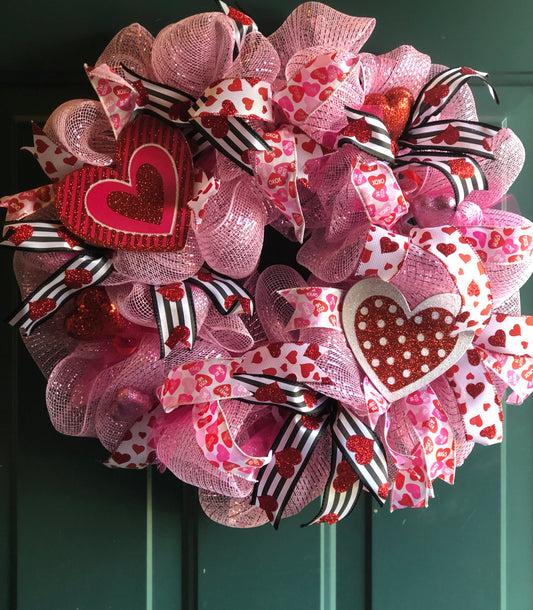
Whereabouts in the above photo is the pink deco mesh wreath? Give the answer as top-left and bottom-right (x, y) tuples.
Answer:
(2, 2), (533, 528)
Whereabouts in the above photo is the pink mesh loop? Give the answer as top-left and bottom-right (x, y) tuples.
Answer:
(255, 264), (307, 342)
(269, 2), (375, 78)
(106, 282), (156, 328)
(44, 100), (116, 166)
(111, 231), (204, 285)
(296, 226), (368, 283)
(309, 147), (368, 241)
(196, 179), (266, 278)
(46, 341), (125, 438)
(467, 128), (525, 209)
(199, 490), (270, 528)
(96, 23), (156, 80)
(199, 308), (255, 355)
(224, 31), (281, 83)
(359, 46), (431, 98)
(151, 13), (235, 98)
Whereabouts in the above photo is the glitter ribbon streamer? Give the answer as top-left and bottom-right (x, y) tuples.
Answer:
(0, 219), (114, 333)
(252, 396), (388, 528)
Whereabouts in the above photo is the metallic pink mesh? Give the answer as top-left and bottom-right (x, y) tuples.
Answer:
(96, 23), (156, 80)
(269, 2), (375, 78)
(151, 13), (236, 97)
(196, 179), (267, 278)
(44, 100), (116, 166)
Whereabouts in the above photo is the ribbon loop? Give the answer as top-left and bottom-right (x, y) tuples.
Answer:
(410, 67), (498, 127)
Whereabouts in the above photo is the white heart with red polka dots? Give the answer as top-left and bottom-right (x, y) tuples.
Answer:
(343, 278), (474, 401)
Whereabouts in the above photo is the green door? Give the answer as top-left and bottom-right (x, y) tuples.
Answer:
(1, 1), (532, 609)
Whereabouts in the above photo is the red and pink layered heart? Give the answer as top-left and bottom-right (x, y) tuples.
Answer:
(56, 115), (193, 252)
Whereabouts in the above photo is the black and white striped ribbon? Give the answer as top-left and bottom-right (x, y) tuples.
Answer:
(400, 119), (498, 159)
(1, 221), (84, 252)
(410, 67), (499, 127)
(151, 283), (197, 358)
(188, 269), (254, 316)
(340, 108), (395, 163)
(304, 443), (362, 526)
(7, 253), (114, 334)
(151, 270), (253, 357)
(333, 407), (388, 505)
(122, 65), (269, 172)
(188, 102), (269, 175)
(395, 150), (487, 205)
(232, 373), (331, 413)
(252, 410), (332, 529)
(121, 64), (194, 126)
(218, 1), (258, 60)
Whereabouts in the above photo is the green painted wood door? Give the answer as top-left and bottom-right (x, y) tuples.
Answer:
(1, 1), (532, 608)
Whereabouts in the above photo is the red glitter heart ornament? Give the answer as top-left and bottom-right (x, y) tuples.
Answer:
(364, 87), (414, 141)
(65, 287), (128, 340)
(56, 115), (193, 252)
(342, 278), (474, 401)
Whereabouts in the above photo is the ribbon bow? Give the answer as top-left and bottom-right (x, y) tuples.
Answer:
(339, 66), (500, 225)
(159, 341), (388, 527)
(86, 4), (273, 175)
(1, 220), (252, 356)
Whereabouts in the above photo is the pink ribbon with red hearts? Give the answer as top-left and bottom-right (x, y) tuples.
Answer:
(254, 125), (328, 241)
(410, 226), (492, 336)
(350, 159), (408, 229)
(274, 52), (359, 126)
(383, 384), (455, 511)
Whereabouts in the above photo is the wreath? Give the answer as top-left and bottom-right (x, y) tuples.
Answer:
(2, 2), (532, 528)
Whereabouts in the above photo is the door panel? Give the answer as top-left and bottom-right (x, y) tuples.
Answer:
(1, 2), (532, 609)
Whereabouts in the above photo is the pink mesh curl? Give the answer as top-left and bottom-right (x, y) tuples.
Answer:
(96, 23), (156, 80)
(43, 100), (116, 166)
(151, 13), (235, 97)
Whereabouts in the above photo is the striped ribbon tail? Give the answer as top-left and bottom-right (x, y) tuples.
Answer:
(121, 64), (195, 125)
(304, 442), (362, 526)
(218, 1), (258, 60)
(252, 409), (332, 529)
(7, 253), (113, 334)
(184, 126), (212, 159)
(410, 67), (499, 126)
(150, 282), (197, 357)
(333, 408), (388, 505)
(339, 107), (395, 163)
(188, 269), (254, 316)
(188, 108), (268, 175)
(400, 119), (499, 159)
(395, 151), (488, 205)
(1, 221), (85, 252)
(232, 374), (331, 414)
